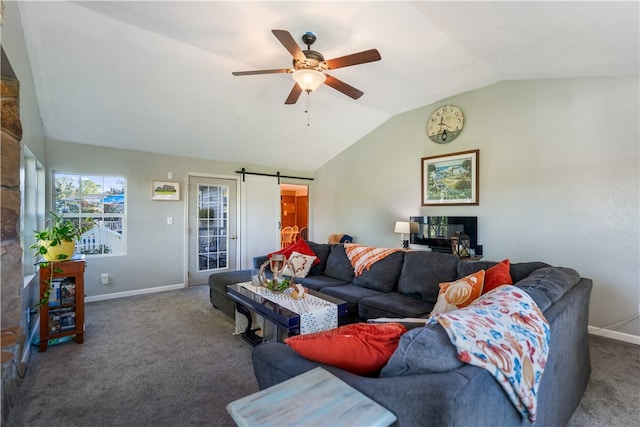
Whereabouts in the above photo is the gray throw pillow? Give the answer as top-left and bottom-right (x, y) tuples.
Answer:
(397, 251), (459, 303)
(515, 266), (581, 311)
(306, 241), (331, 276)
(323, 244), (355, 282)
(352, 251), (405, 293)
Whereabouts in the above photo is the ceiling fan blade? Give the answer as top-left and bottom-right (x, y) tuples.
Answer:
(285, 83), (303, 105)
(325, 49), (381, 70)
(232, 68), (290, 76)
(324, 74), (364, 100)
(272, 29), (306, 63)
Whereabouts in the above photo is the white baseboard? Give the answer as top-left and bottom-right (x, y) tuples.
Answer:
(18, 317), (40, 376)
(85, 283), (186, 303)
(588, 326), (640, 345)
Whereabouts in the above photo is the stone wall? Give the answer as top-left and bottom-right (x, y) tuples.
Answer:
(1, 74), (25, 424)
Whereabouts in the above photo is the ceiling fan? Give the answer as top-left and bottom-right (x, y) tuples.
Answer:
(232, 29), (381, 105)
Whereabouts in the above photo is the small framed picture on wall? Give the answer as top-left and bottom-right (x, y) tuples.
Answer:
(152, 180), (180, 201)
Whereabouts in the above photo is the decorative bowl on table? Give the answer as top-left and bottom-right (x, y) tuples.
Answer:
(264, 277), (292, 293)
(258, 254), (296, 293)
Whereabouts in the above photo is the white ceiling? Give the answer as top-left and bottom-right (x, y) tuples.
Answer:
(16, 1), (639, 172)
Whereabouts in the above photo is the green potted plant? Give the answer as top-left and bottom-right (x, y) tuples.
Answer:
(30, 211), (95, 261)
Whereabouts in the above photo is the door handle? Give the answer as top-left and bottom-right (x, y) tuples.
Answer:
(230, 236), (237, 240)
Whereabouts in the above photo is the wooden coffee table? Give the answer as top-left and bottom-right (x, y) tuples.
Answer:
(227, 367), (397, 427)
(227, 283), (348, 346)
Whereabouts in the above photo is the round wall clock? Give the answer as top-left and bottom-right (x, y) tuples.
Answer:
(426, 104), (464, 144)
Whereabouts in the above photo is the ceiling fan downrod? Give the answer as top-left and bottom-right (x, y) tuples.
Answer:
(301, 32), (317, 50)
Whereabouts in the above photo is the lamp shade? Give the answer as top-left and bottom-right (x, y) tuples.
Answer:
(292, 69), (326, 92)
(394, 221), (410, 234)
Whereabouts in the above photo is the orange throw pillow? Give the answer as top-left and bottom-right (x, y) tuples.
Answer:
(268, 238), (320, 266)
(482, 259), (513, 294)
(285, 323), (407, 376)
(431, 270), (485, 315)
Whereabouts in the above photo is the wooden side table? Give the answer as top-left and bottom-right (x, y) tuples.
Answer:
(38, 257), (85, 352)
(227, 367), (397, 427)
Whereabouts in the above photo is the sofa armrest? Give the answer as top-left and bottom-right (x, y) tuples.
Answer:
(253, 255), (269, 270)
(252, 343), (521, 427)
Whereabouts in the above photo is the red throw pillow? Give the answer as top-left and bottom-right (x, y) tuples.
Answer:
(285, 323), (407, 376)
(268, 239), (320, 266)
(482, 259), (513, 294)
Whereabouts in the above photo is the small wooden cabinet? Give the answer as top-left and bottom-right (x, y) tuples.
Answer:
(38, 257), (85, 352)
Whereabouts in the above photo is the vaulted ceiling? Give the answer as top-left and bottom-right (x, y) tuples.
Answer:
(16, 1), (639, 171)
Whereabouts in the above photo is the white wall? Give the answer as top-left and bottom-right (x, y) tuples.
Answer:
(1, 1), (46, 161)
(312, 77), (639, 338)
(45, 140), (310, 298)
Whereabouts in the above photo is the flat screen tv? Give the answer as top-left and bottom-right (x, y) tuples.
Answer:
(409, 216), (478, 254)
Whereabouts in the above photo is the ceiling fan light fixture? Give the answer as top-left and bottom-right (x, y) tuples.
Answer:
(292, 69), (326, 92)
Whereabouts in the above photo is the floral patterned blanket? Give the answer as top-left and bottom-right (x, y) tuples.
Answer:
(428, 285), (550, 422)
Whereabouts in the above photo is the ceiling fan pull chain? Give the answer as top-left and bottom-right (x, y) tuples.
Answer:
(305, 92), (311, 127)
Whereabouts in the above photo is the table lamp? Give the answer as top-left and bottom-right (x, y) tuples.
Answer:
(394, 221), (418, 248)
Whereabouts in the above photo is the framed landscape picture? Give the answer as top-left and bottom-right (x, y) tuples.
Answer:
(152, 180), (180, 201)
(421, 149), (479, 206)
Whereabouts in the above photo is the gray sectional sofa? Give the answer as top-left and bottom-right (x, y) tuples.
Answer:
(209, 241), (593, 426)
(209, 241), (549, 322)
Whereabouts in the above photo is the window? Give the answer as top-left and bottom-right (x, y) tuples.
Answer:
(53, 172), (126, 256)
(21, 146), (45, 276)
(198, 183), (228, 270)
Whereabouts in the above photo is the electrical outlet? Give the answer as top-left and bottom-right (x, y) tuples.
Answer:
(101, 273), (109, 285)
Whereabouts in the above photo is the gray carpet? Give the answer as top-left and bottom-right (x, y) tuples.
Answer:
(7, 285), (258, 426)
(567, 334), (640, 427)
(7, 285), (640, 426)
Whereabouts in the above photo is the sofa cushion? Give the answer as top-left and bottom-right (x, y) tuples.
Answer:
(456, 260), (495, 277)
(320, 284), (383, 305)
(352, 250), (405, 293)
(208, 270), (252, 293)
(320, 284), (383, 321)
(509, 261), (551, 283)
(431, 270), (485, 314)
(515, 266), (581, 312)
(306, 241), (331, 275)
(208, 270), (252, 319)
(268, 239), (320, 265)
(482, 259), (513, 294)
(397, 251), (459, 303)
(294, 275), (350, 292)
(323, 244), (355, 282)
(457, 260), (550, 284)
(285, 322), (407, 376)
(380, 323), (463, 377)
(359, 293), (433, 319)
